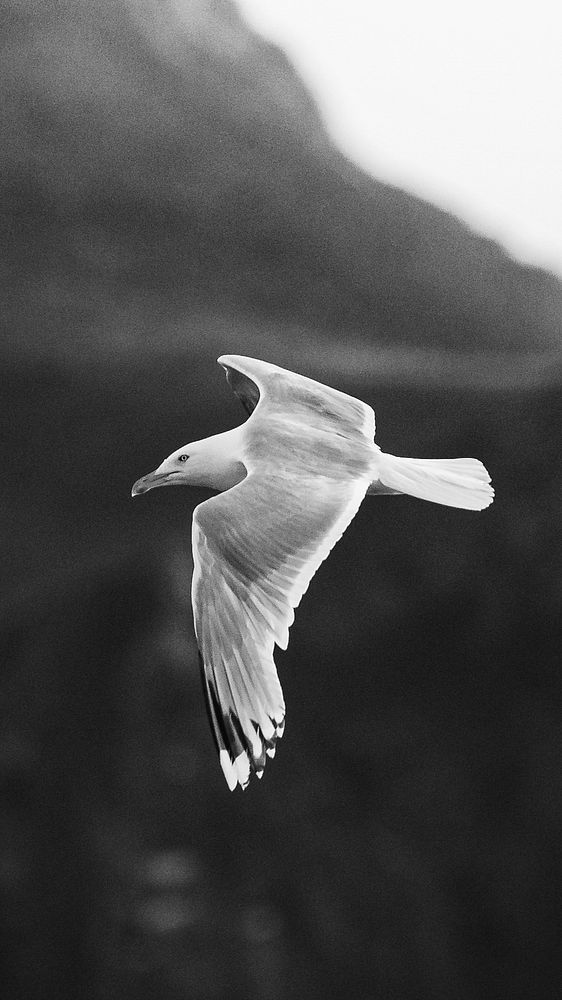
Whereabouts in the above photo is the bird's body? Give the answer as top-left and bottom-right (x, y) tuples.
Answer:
(132, 355), (494, 790)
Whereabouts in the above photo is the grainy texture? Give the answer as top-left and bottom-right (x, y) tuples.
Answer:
(1, 1), (560, 998)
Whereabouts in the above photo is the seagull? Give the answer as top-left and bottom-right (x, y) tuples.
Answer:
(131, 355), (493, 790)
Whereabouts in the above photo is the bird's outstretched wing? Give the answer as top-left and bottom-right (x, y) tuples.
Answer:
(192, 471), (370, 790)
(218, 354), (376, 438)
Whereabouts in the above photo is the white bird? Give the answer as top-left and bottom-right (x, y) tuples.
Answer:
(131, 355), (493, 791)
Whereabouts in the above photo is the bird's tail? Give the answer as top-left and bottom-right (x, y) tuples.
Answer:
(373, 453), (494, 510)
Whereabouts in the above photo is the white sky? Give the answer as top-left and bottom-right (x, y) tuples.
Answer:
(236, 0), (562, 277)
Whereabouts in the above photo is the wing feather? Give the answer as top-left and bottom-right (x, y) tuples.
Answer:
(191, 471), (370, 789)
(218, 355), (375, 439)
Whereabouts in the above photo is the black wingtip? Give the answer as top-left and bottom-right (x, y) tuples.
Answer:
(199, 653), (226, 756)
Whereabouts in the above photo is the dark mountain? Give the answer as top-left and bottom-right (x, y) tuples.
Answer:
(1, 2), (560, 999)
(2, 0), (560, 366)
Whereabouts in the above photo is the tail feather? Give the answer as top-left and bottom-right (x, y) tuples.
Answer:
(375, 453), (494, 510)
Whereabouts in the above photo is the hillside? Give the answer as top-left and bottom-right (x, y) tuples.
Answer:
(2, 0), (560, 367)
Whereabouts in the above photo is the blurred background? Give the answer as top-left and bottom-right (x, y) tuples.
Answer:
(1, 1), (560, 998)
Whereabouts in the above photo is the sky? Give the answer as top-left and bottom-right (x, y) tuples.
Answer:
(236, 0), (562, 277)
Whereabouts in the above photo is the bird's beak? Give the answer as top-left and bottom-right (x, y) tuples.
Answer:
(131, 470), (182, 497)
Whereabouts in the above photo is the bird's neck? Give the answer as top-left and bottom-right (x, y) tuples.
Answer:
(198, 427), (247, 491)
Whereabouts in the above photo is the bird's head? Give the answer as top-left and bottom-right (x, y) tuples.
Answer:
(131, 440), (213, 496)
(131, 433), (246, 496)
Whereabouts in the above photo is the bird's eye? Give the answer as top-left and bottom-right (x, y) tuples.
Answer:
(178, 454), (189, 463)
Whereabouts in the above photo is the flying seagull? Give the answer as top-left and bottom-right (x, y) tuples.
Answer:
(131, 355), (493, 790)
